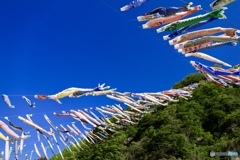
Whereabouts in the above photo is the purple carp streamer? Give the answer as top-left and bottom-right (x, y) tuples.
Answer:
(120, 0), (149, 11)
(190, 61), (240, 87)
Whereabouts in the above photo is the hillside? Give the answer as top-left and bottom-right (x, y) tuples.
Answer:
(50, 73), (240, 160)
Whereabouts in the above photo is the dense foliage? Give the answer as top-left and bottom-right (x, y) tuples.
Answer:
(50, 73), (240, 160)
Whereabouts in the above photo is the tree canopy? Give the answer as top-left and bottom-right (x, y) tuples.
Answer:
(50, 73), (240, 160)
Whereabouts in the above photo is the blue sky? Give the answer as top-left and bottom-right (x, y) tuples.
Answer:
(0, 0), (239, 159)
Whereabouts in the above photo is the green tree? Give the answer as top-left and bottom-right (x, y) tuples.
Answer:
(50, 73), (240, 160)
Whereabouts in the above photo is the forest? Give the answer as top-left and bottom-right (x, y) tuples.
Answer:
(49, 73), (240, 160)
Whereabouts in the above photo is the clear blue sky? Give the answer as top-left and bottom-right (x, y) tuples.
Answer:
(0, 0), (239, 159)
